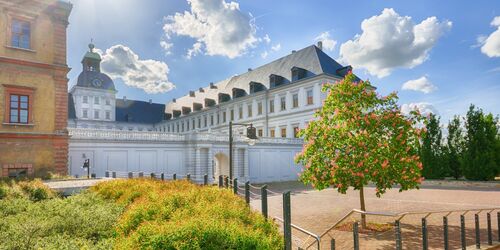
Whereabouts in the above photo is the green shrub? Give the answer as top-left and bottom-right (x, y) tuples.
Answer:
(92, 179), (283, 250)
(0, 185), (6, 200)
(17, 179), (58, 201)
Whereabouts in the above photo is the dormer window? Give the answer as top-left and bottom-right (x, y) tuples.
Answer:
(291, 67), (306, 81)
(193, 102), (203, 111)
(269, 74), (284, 88)
(232, 88), (247, 99)
(249, 81), (266, 94)
(218, 93), (231, 103)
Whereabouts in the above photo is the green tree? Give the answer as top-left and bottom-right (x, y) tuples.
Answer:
(445, 116), (464, 179)
(462, 105), (500, 180)
(420, 113), (446, 179)
(295, 72), (425, 228)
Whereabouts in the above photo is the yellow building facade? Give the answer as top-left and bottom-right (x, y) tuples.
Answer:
(0, 0), (72, 177)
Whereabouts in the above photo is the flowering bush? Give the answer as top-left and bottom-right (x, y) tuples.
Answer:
(295, 72), (425, 226)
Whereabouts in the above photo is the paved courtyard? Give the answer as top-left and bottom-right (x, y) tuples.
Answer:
(248, 181), (500, 249)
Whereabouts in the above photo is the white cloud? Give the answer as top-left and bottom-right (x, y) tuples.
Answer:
(339, 8), (452, 78)
(163, 0), (260, 59)
(314, 31), (337, 51)
(401, 102), (438, 116)
(402, 76), (437, 93)
(271, 43), (281, 51)
(260, 51), (268, 59)
(100, 45), (175, 94)
(160, 40), (173, 55)
(480, 16), (500, 57)
(263, 34), (271, 44)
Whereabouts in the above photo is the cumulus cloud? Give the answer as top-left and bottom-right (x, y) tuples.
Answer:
(402, 76), (437, 93)
(260, 51), (268, 59)
(163, 0), (260, 59)
(100, 45), (175, 94)
(314, 31), (337, 51)
(339, 8), (452, 77)
(401, 102), (438, 116)
(271, 43), (281, 51)
(480, 16), (500, 57)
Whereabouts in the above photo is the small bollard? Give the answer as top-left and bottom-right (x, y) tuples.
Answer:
(173, 173), (177, 180)
(187, 173), (191, 181)
(233, 178), (238, 194)
(150, 173), (155, 179)
(422, 217), (428, 250)
(330, 239), (336, 250)
(461, 215), (466, 250)
(261, 185), (268, 219)
(487, 213), (492, 245)
(90, 173), (96, 178)
(224, 176), (229, 188)
(139, 172), (144, 178)
(395, 220), (402, 250)
(203, 174), (208, 185)
(497, 212), (500, 242)
(245, 181), (250, 204)
(112, 171), (116, 178)
(218, 175), (223, 188)
(105, 171), (109, 178)
(443, 216), (449, 250)
(161, 173), (164, 181)
(353, 222), (359, 250)
(128, 172), (133, 179)
(283, 191), (292, 250)
(475, 214), (480, 249)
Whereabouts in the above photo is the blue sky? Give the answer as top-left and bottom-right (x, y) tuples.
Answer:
(66, 0), (500, 122)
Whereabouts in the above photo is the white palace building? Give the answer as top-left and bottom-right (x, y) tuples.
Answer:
(67, 42), (353, 183)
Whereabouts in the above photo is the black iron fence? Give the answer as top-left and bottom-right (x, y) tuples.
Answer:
(103, 171), (500, 250)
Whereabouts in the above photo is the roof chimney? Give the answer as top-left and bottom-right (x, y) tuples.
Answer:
(199, 87), (205, 92)
(149, 99), (152, 104)
(317, 41), (323, 50)
(172, 98), (176, 103)
(248, 68), (252, 72)
(209, 82), (217, 89)
(291, 50), (296, 54)
(189, 90), (195, 97)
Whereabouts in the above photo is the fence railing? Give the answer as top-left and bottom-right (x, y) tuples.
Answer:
(102, 172), (500, 250)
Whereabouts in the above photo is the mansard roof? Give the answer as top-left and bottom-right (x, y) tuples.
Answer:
(115, 99), (165, 124)
(165, 44), (351, 115)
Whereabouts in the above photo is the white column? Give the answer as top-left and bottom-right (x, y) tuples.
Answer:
(244, 148), (249, 182)
(195, 147), (200, 181)
(207, 147), (213, 182)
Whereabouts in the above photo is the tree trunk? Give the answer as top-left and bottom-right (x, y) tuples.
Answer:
(359, 185), (367, 229)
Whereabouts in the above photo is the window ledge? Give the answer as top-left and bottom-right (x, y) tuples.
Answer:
(2, 122), (35, 126)
(4, 45), (36, 53)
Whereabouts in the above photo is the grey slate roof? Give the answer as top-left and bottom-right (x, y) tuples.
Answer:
(76, 70), (116, 91)
(115, 99), (165, 124)
(166, 45), (352, 114)
(68, 93), (76, 119)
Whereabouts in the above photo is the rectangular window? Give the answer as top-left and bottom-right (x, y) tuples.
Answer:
(11, 19), (30, 49)
(217, 113), (220, 124)
(82, 96), (88, 104)
(198, 118), (201, 128)
(192, 119), (195, 129)
(270, 129), (275, 138)
(280, 96), (286, 111)
(292, 93), (299, 108)
(177, 124), (179, 132)
(210, 115), (214, 126)
(106, 99), (111, 105)
(167, 126), (170, 132)
(269, 100), (274, 113)
(230, 109), (234, 121)
(82, 109), (88, 118)
(223, 111), (227, 123)
(94, 110), (99, 119)
(9, 94), (29, 123)
(257, 102), (263, 115)
(204, 116), (207, 127)
(281, 127), (287, 138)
(307, 89), (314, 105)
(293, 126), (300, 138)
(105, 111), (110, 120)
(239, 106), (243, 119)
(94, 96), (99, 105)
(182, 122), (185, 132)
(258, 129), (263, 137)
(247, 104), (252, 117)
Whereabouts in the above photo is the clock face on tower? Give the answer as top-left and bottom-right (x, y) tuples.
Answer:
(92, 78), (103, 87)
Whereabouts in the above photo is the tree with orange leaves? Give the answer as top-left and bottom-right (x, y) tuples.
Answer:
(295, 72), (426, 228)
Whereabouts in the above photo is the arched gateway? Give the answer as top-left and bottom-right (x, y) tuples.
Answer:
(213, 152), (229, 181)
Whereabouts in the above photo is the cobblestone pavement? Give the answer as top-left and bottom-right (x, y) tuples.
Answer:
(248, 181), (500, 249)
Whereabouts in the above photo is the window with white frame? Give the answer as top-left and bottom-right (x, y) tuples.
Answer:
(105, 111), (110, 120)
(82, 96), (88, 104)
(94, 96), (99, 105)
(280, 96), (286, 111)
(82, 109), (88, 118)
(292, 93), (299, 108)
(247, 104), (252, 117)
(94, 110), (99, 119)
(257, 102), (263, 115)
(306, 89), (314, 105)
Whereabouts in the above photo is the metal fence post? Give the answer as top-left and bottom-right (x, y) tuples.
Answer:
(161, 173), (164, 181)
(204, 174), (208, 185)
(112, 171), (116, 178)
(245, 181), (250, 204)
(475, 214), (480, 249)
(261, 184), (268, 219)
(187, 173), (191, 181)
(422, 217), (428, 250)
(395, 220), (402, 250)
(233, 178), (238, 194)
(443, 216), (449, 250)
(283, 191), (292, 250)
(497, 212), (500, 242)
(487, 213), (492, 245)
(218, 175), (223, 188)
(105, 171), (109, 178)
(90, 173), (96, 178)
(128, 172), (133, 179)
(461, 214), (466, 250)
(139, 172), (144, 178)
(173, 173), (177, 180)
(150, 173), (155, 179)
(330, 239), (335, 250)
(353, 221), (359, 250)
